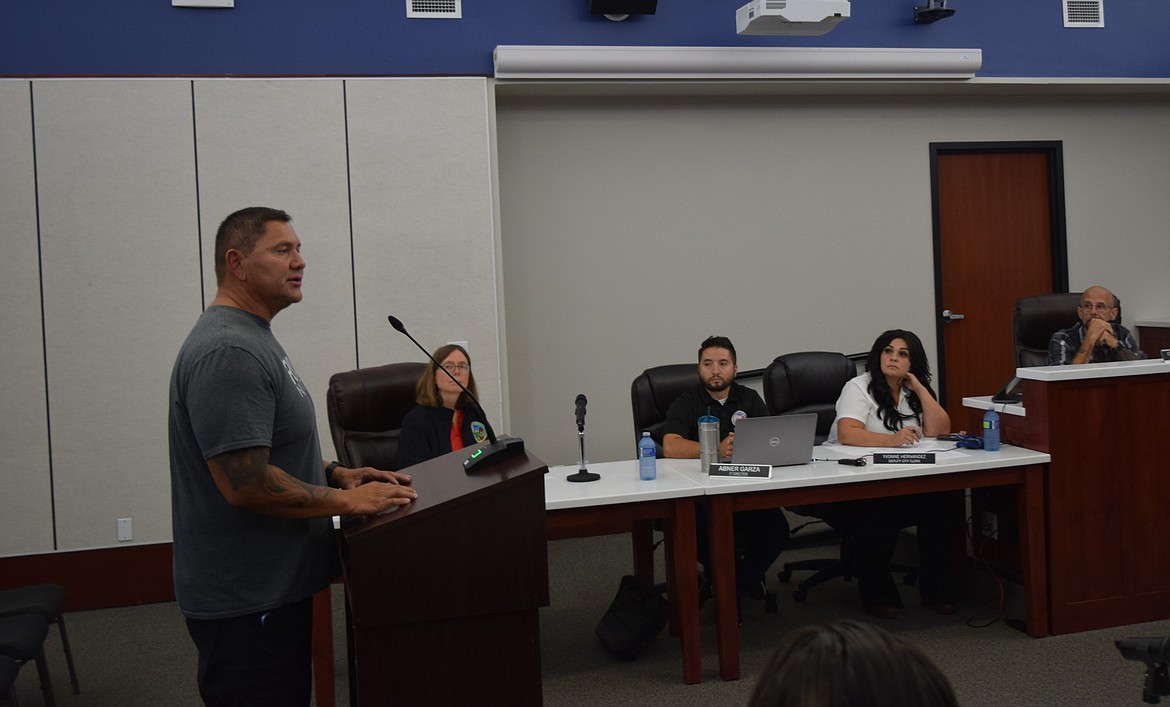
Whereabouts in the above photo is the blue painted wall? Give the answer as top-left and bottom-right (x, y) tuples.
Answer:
(2, 0), (1168, 78)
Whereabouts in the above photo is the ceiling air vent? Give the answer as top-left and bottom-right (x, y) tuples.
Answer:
(1064, 0), (1103, 28)
(406, 0), (462, 19)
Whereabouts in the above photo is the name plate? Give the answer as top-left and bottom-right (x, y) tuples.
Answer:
(873, 452), (936, 464)
(709, 462), (772, 478)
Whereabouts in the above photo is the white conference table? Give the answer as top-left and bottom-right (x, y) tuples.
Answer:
(544, 460), (706, 684)
(664, 444), (1052, 681)
(316, 446), (1052, 693)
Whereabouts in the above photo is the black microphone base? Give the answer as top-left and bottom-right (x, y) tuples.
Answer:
(566, 469), (600, 483)
(463, 436), (526, 472)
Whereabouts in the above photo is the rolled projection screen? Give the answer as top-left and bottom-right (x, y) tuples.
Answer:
(493, 46), (983, 80)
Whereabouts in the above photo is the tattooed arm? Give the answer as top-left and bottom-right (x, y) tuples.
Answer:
(208, 446), (416, 518)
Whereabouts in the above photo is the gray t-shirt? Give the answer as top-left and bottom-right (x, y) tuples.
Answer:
(168, 305), (337, 619)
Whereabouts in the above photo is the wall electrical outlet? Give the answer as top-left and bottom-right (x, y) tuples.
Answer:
(981, 511), (997, 539)
(117, 517), (133, 542)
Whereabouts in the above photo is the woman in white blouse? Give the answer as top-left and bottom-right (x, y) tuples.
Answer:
(829, 329), (959, 620)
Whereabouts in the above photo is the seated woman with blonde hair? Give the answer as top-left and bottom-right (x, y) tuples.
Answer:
(397, 344), (494, 468)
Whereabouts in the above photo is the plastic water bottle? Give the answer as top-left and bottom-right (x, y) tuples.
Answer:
(982, 408), (1001, 451)
(638, 431), (657, 480)
(699, 414), (719, 474)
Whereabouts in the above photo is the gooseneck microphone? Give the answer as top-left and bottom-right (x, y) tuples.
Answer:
(388, 315), (525, 472)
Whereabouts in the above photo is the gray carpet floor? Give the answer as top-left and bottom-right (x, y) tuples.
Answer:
(7, 531), (1167, 706)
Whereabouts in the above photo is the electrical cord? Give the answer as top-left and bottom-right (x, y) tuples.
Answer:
(993, 400), (1024, 448)
(964, 512), (1010, 629)
(811, 456), (870, 465)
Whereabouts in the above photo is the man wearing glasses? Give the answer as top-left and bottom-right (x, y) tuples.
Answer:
(1048, 285), (1146, 365)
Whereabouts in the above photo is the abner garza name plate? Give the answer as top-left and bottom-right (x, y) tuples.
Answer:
(873, 452), (936, 464)
(709, 462), (772, 478)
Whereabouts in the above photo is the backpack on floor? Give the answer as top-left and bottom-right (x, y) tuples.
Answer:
(595, 574), (669, 661)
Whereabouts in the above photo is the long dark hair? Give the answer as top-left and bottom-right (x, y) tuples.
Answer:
(864, 329), (936, 433)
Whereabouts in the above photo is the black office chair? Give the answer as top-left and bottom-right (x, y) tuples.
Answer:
(630, 363), (700, 457)
(763, 351), (915, 602)
(1012, 291), (1126, 367)
(763, 352), (853, 597)
(0, 654), (20, 707)
(0, 614), (53, 707)
(0, 584), (78, 697)
(1012, 292), (1085, 367)
(326, 361), (428, 470)
(762, 351), (855, 445)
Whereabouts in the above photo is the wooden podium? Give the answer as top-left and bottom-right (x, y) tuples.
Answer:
(1006, 360), (1170, 634)
(339, 446), (550, 706)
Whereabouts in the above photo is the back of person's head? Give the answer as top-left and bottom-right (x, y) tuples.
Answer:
(698, 335), (737, 364)
(213, 206), (292, 284)
(747, 620), (958, 707)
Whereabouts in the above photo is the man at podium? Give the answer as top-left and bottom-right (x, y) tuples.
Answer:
(168, 207), (417, 706)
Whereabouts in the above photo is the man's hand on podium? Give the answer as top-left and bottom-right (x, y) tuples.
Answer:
(335, 465), (417, 515)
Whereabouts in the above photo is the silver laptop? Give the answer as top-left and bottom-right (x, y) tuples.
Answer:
(730, 413), (817, 467)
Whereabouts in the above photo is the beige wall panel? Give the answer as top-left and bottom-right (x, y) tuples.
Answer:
(34, 80), (200, 549)
(1057, 98), (1170, 320)
(193, 79), (354, 460)
(345, 78), (504, 441)
(16, 78), (1170, 556)
(496, 93), (1170, 466)
(0, 81), (54, 556)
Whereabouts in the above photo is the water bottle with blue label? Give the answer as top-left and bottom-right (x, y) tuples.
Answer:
(638, 431), (656, 480)
(982, 408), (1001, 451)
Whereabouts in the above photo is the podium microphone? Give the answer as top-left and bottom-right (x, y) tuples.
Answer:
(387, 315), (524, 472)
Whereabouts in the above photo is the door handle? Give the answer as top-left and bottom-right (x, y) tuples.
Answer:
(942, 309), (966, 323)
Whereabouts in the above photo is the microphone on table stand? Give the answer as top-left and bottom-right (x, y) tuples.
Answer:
(575, 393), (587, 430)
(387, 315), (524, 472)
(566, 394), (599, 483)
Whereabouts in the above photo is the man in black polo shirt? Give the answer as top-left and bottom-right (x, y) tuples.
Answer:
(663, 335), (789, 610)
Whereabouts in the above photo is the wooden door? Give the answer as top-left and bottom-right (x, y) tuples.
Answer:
(930, 143), (1068, 431)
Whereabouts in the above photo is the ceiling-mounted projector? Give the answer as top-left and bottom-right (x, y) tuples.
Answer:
(736, 0), (851, 36)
